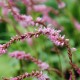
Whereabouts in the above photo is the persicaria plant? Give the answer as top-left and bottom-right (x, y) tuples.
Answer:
(0, 0), (80, 80)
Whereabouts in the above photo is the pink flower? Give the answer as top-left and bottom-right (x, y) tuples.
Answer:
(10, 5), (34, 27)
(19, 15), (34, 27)
(50, 35), (65, 46)
(38, 27), (65, 46)
(9, 51), (25, 59)
(73, 20), (80, 30)
(43, 15), (64, 30)
(33, 5), (50, 14)
(37, 71), (50, 80)
(0, 44), (7, 55)
(58, 2), (66, 9)
(38, 62), (49, 70)
(15, 15), (34, 27)
(9, 71), (50, 80)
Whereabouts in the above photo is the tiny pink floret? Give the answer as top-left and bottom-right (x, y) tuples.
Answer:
(0, 44), (7, 55)
(9, 51), (25, 59)
(38, 62), (49, 70)
(58, 2), (66, 9)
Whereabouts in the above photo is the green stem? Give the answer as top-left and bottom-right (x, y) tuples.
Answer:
(57, 54), (65, 80)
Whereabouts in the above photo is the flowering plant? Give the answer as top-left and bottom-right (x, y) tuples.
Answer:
(0, 0), (80, 80)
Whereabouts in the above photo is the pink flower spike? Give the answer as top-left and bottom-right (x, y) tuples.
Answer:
(18, 15), (34, 27)
(38, 27), (65, 46)
(9, 51), (25, 59)
(58, 2), (66, 9)
(0, 44), (7, 55)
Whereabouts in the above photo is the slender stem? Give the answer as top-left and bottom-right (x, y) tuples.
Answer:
(19, 60), (24, 74)
(58, 53), (65, 80)
(54, 45), (65, 80)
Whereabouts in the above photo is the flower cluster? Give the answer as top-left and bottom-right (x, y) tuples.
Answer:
(56, 0), (66, 9)
(15, 15), (34, 27)
(4, 71), (50, 80)
(9, 51), (25, 59)
(0, 45), (7, 55)
(9, 51), (49, 70)
(38, 27), (65, 46)
(0, 0), (80, 80)
(0, 26), (66, 55)
(7, 0), (63, 29)
(4, 71), (49, 80)
(0, 0), (64, 30)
